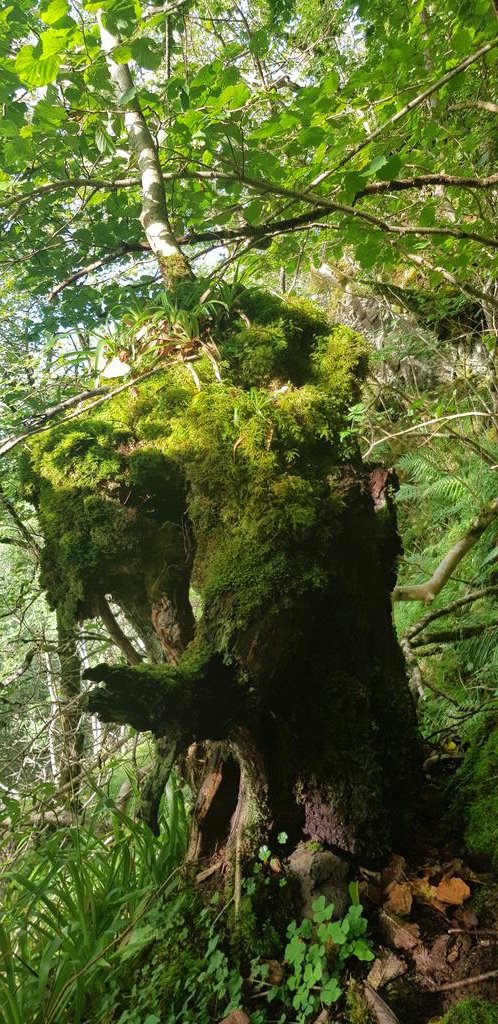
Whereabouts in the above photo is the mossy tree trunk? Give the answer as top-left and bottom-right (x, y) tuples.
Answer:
(23, 290), (421, 865)
(85, 463), (419, 865)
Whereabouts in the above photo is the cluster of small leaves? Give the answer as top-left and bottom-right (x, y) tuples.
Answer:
(251, 883), (374, 1023)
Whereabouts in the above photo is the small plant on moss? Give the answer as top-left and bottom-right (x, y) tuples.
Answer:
(251, 882), (374, 1023)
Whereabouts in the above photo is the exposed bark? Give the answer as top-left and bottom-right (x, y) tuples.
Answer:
(44, 652), (61, 783)
(97, 11), (192, 287)
(138, 735), (179, 834)
(393, 498), (498, 603)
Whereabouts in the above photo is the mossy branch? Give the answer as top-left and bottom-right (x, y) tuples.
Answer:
(84, 654), (243, 741)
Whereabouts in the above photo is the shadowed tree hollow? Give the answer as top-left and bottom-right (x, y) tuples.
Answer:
(20, 285), (420, 865)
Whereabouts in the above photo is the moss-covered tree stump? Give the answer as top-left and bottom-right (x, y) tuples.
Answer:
(21, 287), (420, 863)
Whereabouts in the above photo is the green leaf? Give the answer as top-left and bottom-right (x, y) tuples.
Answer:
(40, 0), (69, 24)
(298, 126), (326, 147)
(249, 29), (269, 57)
(111, 42), (133, 63)
(15, 33), (66, 86)
(368, 154), (387, 173)
(321, 978), (341, 1005)
(131, 36), (162, 70)
(348, 881), (360, 906)
(352, 938), (375, 961)
(375, 154), (402, 180)
(95, 126), (115, 154)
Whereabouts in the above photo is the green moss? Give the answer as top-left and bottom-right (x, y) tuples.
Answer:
(314, 324), (370, 402)
(442, 998), (498, 1023)
(345, 979), (373, 1023)
(20, 286), (418, 858)
(453, 722), (498, 870)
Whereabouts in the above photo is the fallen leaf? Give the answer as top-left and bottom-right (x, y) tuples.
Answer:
(460, 907), (479, 929)
(220, 1012), (249, 1024)
(383, 881), (412, 917)
(266, 959), (284, 985)
(364, 983), (400, 1024)
(379, 909), (420, 951)
(411, 875), (438, 902)
(381, 854), (406, 891)
(367, 950), (407, 990)
(436, 877), (471, 906)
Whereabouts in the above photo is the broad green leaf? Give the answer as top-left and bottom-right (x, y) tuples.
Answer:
(131, 36), (162, 70)
(40, 0), (69, 23)
(375, 153), (402, 180)
(15, 38), (62, 86)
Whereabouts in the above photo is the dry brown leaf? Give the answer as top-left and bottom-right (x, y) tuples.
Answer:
(411, 875), (438, 903)
(436, 876), (471, 906)
(266, 959), (284, 985)
(364, 983), (400, 1024)
(460, 906), (479, 929)
(383, 881), (413, 917)
(220, 1012), (250, 1024)
(367, 950), (407, 990)
(379, 909), (421, 951)
(381, 854), (406, 891)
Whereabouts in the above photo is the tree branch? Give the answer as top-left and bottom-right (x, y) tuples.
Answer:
(0, 375), (161, 458)
(311, 38), (498, 183)
(392, 498), (498, 603)
(97, 595), (144, 666)
(357, 172), (498, 199)
(405, 584), (498, 640)
(48, 243), (149, 299)
(412, 620), (498, 646)
(0, 485), (41, 557)
(1, 649), (37, 688)
(97, 12), (192, 285)
(363, 411), (492, 458)
(447, 99), (498, 114)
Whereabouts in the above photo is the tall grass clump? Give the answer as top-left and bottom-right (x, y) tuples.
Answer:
(0, 776), (189, 1024)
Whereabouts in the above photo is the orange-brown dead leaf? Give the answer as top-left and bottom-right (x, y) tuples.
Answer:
(436, 876), (471, 906)
(383, 881), (413, 917)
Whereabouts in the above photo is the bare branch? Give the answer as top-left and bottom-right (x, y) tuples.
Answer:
(363, 411), (492, 459)
(97, 596), (143, 666)
(447, 99), (498, 114)
(405, 584), (498, 640)
(392, 499), (498, 603)
(357, 172), (498, 199)
(0, 376), (158, 459)
(47, 243), (150, 299)
(412, 620), (498, 646)
(0, 485), (41, 557)
(1, 649), (37, 688)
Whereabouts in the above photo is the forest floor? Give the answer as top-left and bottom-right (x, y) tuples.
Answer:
(351, 747), (498, 1024)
